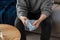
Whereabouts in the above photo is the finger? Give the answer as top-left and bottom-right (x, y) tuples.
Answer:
(35, 22), (40, 27)
(24, 18), (27, 20)
(23, 20), (28, 26)
(33, 20), (38, 25)
(23, 21), (26, 26)
(36, 24), (39, 27)
(24, 17), (28, 20)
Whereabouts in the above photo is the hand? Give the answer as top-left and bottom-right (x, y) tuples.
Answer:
(33, 20), (41, 28)
(19, 16), (28, 26)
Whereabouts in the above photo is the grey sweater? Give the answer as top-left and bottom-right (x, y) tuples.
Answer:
(16, 0), (54, 18)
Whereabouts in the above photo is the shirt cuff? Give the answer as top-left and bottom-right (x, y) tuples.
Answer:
(41, 11), (51, 17)
(17, 12), (27, 18)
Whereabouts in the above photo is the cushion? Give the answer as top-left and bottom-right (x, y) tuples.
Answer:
(54, 0), (60, 3)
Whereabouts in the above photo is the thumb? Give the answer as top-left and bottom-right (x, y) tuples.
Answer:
(24, 17), (28, 20)
(23, 18), (28, 26)
(33, 20), (38, 26)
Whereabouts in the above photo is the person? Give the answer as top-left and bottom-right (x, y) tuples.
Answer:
(15, 0), (53, 40)
(0, 0), (16, 25)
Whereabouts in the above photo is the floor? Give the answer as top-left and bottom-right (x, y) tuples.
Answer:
(26, 33), (60, 40)
(26, 33), (40, 40)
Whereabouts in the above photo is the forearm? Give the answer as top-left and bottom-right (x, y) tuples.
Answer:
(17, 11), (27, 19)
(39, 0), (53, 22)
(38, 13), (48, 23)
(16, 0), (27, 19)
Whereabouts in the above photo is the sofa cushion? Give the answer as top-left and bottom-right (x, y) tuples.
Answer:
(52, 4), (60, 22)
(54, 0), (60, 3)
(51, 4), (60, 37)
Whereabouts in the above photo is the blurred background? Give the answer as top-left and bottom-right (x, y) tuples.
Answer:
(0, 0), (60, 40)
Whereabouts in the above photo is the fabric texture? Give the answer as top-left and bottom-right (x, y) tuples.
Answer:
(0, 0), (16, 25)
(16, 0), (54, 18)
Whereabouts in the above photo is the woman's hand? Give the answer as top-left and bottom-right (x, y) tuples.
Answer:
(19, 16), (28, 26)
(33, 14), (48, 28)
(33, 19), (41, 28)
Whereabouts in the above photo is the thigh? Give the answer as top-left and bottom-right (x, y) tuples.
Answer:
(14, 18), (26, 40)
(14, 18), (25, 31)
(40, 18), (52, 40)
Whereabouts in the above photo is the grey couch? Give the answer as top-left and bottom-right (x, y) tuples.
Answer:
(54, 0), (60, 4)
(51, 4), (60, 37)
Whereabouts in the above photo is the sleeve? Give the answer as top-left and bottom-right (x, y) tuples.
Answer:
(16, 0), (28, 18)
(41, 0), (54, 16)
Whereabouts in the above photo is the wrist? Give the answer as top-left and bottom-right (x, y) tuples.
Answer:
(37, 19), (41, 23)
(38, 17), (41, 21)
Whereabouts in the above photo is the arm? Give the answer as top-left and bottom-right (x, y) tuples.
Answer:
(16, 0), (28, 25)
(33, 0), (54, 27)
(16, 0), (28, 19)
(38, 0), (54, 22)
